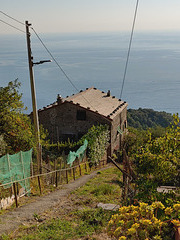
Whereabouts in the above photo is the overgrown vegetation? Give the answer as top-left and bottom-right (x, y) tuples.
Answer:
(0, 80), (35, 155)
(107, 114), (180, 238)
(43, 124), (110, 165)
(126, 114), (180, 203)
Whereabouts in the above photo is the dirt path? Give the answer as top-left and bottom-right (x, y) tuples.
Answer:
(0, 166), (110, 236)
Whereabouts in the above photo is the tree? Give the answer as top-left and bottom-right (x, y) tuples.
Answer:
(127, 108), (173, 129)
(0, 79), (35, 154)
(132, 114), (180, 201)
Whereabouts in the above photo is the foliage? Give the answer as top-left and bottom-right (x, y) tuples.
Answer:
(43, 124), (110, 164)
(0, 80), (35, 154)
(0, 135), (7, 156)
(133, 114), (180, 193)
(124, 126), (166, 158)
(107, 201), (180, 240)
(128, 108), (173, 129)
(79, 124), (110, 164)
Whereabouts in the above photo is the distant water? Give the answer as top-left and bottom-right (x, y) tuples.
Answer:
(1, 31), (180, 114)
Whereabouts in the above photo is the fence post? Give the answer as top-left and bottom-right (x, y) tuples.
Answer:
(13, 183), (18, 208)
(79, 164), (82, 176)
(73, 167), (76, 181)
(55, 171), (58, 187)
(54, 159), (57, 184)
(37, 176), (42, 195)
(66, 169), (68, 184)
(85, 162), (87, 172)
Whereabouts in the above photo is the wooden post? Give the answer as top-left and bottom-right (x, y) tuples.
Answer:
(66, 169), (68, 184)
(13, 183), (18, 208)
(16, 182), (19, 196)
(73, 167), (76, 181)
(25, 20), (42, 174)
(79, 164), (82, 176)
(54, 159), (56, 184)
(55, 171), (58, 187)
(59, 158), (62, 183)
(37, 176), (41, 195)
(85, 162), (87, 172)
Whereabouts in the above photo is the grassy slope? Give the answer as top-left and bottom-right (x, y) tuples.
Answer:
(2, 167), (122, 240)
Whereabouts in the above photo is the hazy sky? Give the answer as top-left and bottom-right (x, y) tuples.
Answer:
(1, 0), (180, 34)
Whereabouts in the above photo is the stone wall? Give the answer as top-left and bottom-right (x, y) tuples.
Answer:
(38, 102), (111, 143)
(110, 106), (127, 154)
(37, 101), (127, 155)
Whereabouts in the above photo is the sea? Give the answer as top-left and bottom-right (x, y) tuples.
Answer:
(1, 31), (180, 115)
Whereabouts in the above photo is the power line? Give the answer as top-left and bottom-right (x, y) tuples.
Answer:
(0, 11), (25, 26)
(31, 27), (79, 93)
(31, 27), (97, 111)
(0, 11), (99, 112)
(120, 0), (139, 99)
(0, 18), (26, 34)
(0, 10), (97, 111)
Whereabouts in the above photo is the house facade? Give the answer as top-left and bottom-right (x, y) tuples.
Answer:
(33, 87), (128, 155)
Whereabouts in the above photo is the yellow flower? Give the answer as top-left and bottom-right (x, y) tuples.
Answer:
(152, 217), (163, 227)
(131, 210), (139, 218)
(127, 227), (136, 235)
(114, 227), (122, 237)
(173, 204), (180, 211)
(140, 202), (148, 209)
(108, 219), (114, 225)
(171, 219), (180, 227)
(165, 207), (173, 215)
(119, 237), (127, 240)
(118, 220), (125, 226)
(151, 202), (165, 210)
(119, 206), (128, 214)
(132, 223), (140, 229)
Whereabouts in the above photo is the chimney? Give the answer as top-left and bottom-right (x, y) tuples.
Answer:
(107, 90), (111, 97)
(57, 94), (63, 104)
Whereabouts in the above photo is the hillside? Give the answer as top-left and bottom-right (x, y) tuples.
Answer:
(127, 108), (173, 129)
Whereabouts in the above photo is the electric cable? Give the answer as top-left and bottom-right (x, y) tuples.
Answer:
(120, 0), (139, 99)
(0, 18), (26, 34)
(0, 11), (109, 112)
(0, 10), (97, 111)
(0, 11), (25, 26)
(31, 27), (98, 111)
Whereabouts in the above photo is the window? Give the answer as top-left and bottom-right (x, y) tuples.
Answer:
(77, 110), (86, 120)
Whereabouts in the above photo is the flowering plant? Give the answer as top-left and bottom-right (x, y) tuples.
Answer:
(107, 202), (180, 240)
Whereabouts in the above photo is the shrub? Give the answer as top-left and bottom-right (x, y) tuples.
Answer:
(107, 202), (180, 240)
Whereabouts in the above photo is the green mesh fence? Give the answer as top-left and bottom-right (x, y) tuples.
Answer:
(67, 139), (88, 166)
(0, 149), (32, 192)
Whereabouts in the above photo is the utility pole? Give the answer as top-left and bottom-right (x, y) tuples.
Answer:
(25, 21), (42, 174)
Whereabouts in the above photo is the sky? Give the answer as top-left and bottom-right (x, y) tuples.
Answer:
(1, 0), (180, 34)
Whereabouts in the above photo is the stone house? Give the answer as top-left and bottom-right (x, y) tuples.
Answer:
(35, 87), (128, 155)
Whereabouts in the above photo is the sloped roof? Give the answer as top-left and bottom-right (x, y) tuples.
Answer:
(64, 87), (127, 119)
(38, 87), (128, 120)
